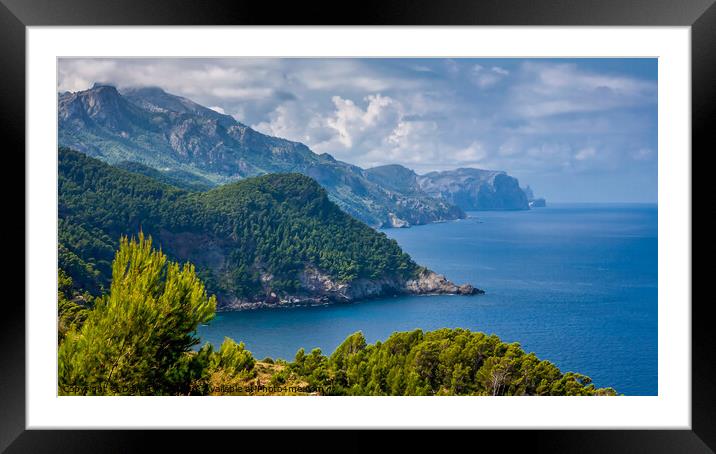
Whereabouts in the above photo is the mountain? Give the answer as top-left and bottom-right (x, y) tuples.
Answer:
(58, 84), (464, 228)
(59, 148), (482, 310)
(522, 185), (547, 208)
(366, 165), (530, 211)
(365, 164), (423, 194)
(416, 168), (530, 211)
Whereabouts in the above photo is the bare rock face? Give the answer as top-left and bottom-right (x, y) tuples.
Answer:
(299, 267), (351, 300)
(387, 213), (410, 228)
(298, 267), (402, 301)
(405, 270), (484, 295)
(217, 266), (483, 311)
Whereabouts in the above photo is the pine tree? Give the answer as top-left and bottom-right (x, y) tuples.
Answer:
(58, 233), (216, 395)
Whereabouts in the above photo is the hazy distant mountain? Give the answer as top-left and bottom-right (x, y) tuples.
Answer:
(367, 165), (530, 211)
(58, 84), (464, 228)
(416, 168), (529, 211)
(522, 185), (547, 208)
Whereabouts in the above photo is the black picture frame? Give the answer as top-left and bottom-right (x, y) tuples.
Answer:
(3, 0), (711, 451)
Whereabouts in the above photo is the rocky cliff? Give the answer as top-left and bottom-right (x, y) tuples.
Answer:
(417, 168), (530, 211)
(522, 185), (547, 208)
(367, 165), (530, 212)
(221, 267), (483, 310)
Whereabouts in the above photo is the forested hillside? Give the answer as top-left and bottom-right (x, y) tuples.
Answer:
(59, 148), (473, 309)
(113, 160), (214, 192)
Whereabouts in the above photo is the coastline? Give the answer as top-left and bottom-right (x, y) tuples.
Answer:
(217, 269), (484, 311)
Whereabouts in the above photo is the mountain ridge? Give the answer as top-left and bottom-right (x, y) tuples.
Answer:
(59, 84), (535, 226)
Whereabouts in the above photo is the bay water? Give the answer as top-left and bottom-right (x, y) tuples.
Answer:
(198, 204), (658, 395)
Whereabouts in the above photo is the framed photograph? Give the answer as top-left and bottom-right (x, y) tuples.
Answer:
(6, 0), (712, 450)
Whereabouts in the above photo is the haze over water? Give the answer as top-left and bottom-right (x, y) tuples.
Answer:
(199, 203), (658, 395)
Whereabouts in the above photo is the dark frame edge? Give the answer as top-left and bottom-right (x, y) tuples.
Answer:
(1, 0), (715, 26)
(0, 1), (26, 452)
(691, 0), (716, 451)
(4, 0), (713, 452)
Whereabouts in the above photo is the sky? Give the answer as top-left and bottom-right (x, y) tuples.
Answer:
(58, 58), (658, 203)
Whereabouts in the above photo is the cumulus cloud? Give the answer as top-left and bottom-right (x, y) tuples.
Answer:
(254, 93), (477, 170)
(254, 93), (443, 168)
(252, 100), (332, 146)
(326, 95), (398, 147)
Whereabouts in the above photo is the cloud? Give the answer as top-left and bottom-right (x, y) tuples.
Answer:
(253, 93), (408, 164)
(252, 100), (333, 146)
(512, 62), (656, 118)
(58, 59), (118, 92)
(380, 119), (441, 167)
(208, 106), (226, 114)
(319, 94), (440, 167)
(210, 87), (275, 100)
(470, 64), (510, 88)
(498, 138), (522, 157)
(575, 147), (597, 161)
(286, 60), (425, 93)
(444, 59), (460, 75)
(454, 141), (488, 163)
(326, 95), (398, 147)
(254, 93), (461, 170)
(491, 66), (510, 76)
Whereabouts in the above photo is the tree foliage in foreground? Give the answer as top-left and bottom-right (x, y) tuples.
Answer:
(59, 233), (216, 395)
(57, 269), (91, 342)
(292, 330), (617, 396)
(58, 236), (616, 396)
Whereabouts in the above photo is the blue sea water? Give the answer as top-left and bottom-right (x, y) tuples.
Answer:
(198, 204), (658, 395)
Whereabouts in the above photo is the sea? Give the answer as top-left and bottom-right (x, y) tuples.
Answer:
(198, 203), (658, 395)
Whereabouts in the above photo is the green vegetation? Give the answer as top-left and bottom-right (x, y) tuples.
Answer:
(57, 269), (91, 342)
(58, 235), (616, 396)
(59, 147), (418, 303)
(113, 160), (215, 192)
(59, 234), (216, 395)
(287, 330), (616, 396)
